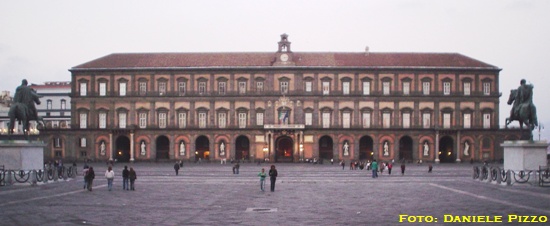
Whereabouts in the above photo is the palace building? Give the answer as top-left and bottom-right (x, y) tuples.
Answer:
(45, 34), (518, 163)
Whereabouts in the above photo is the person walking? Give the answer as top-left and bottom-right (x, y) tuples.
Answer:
(401, 161), (406, 175)
(122, 165), (129, 190)
(371, 160), (378, 178)
(269, 165), (278, 192)
(82, 164), (89, 189)
(387, 162), (393, 175)
(428, 164), (433, 173)
(105, 166), (115, 191)
(341, 160), (345, 170)
(258, 168), (267, 191)
(128, 167), (137, 191)
(85, 167), (95, 191)
(174, 162), (181, 175)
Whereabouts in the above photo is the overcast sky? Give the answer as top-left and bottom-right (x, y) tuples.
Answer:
(1, 0), (548, 140)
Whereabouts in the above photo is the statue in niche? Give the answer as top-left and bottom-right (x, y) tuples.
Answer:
(220, 142), (226, 156)
(140, 141), (146, 156)
(100, 141), (106, 156)
(343, 141), (349, 156)
(463, 141), (470, 156)
(383, 141), (389, 156)
(423, 141), (429, 156)
(179, 141), (185, 156)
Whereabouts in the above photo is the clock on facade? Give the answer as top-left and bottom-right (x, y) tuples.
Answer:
(280, 54), (289, 62)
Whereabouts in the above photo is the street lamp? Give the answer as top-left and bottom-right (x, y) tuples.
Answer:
(299, 143), (304, 161)
(263, 146), (268, 162)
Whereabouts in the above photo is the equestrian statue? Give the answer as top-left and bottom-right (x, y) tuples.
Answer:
(8, 79), (44, 136)
(505, 79), (538, 140)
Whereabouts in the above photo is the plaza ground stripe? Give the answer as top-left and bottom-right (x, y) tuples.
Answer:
(0, 184), (107, 207)
(429, 183), (550, 215)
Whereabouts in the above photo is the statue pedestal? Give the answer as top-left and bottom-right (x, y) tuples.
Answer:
(501, 140), (548, 171)
(0, 140), (46, 170)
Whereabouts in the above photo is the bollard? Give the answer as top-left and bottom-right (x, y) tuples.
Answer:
(63, 167), (68, 180)
(496, 167), (502, 184)
(6, 171), (13, 186)
(30, 170), (37, 186)
(53, 168), (58, 181)
(506, 170), (512, 186)
(72, 167), (77, 179)
(43, 169), (49, 183)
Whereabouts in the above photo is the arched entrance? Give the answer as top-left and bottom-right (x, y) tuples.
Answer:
(156, 135), (170, 160)
(195, 136), (210, 161)
(359, 136), (373, 160)
(275, 136), (293, 162)
(319, 135), (333, 160)
(235, 136), (250, 161)
(399, 136), (413, 162)
(439, 136), (454, 163)
(115, 136), (130, 162)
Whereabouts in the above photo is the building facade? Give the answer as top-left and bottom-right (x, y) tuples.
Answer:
(56, 34), (517, 163)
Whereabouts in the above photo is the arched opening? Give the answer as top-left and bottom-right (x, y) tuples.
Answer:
(275, 136), (293, 162)
(115, 136), (131, 162)
(359, 136), (374, 161)
(195, 136), (210, 161)
(156, 135), (170, 160)
(439, 136), (454, 163)
(235, 136), (250, 161)
(319, 135), (333, 160)
(399, 136), (413, 162)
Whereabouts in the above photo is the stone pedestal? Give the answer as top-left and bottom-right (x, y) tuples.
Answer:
(501, 140), (548, 171)
(0, 140), (46, 170)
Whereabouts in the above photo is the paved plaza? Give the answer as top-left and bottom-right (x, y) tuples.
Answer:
(1, 162), (549, 225)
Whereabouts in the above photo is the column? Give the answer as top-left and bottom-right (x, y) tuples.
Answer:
(130, 132), (135, 162)
(435, 131), (440, 163)
(456, 130), (461, 162)
(109, 133), (113, 161)
(269, 132), (275, 161)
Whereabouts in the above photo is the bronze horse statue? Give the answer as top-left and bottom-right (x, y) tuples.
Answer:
(8, 90), (44, 136)
(505, 89), (538, 139)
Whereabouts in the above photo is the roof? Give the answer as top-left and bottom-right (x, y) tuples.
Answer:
(71, 52), (499, 70)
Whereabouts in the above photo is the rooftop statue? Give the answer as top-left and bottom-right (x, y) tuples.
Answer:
(505, 79), (538, 140)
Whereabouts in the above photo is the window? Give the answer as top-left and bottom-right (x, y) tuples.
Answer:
(403, 82), (410, 95)
(218, 113), (226, 128)
(99, 82), (107, 96)
(139, 113), (147, 128)
(198, 112), (207, 128)
(464, 82), (471, 96)
(363, 81), (370, 95)
(218, 82), (226, 95)
(158, 112), (167, 128)
(47, 100), (52, 109)
(61, 100), (66, 110)
(239, 81), (246, 94)
(198, 82), (206, 94)
(178, 112), (186, 128)
(256, 81), (264, 92)
(238, 112), (247, 128)
(119, 82), (126, 96)
(80, 83), (87, 96)
(139, 82), (147, 95)
(305, 112), (312, 126)
(280, 81), (289, 94)
(54, 137), (62, 148)
(423, 82), (430, 95)
(383, 82), (390, 95)
(322, 112), (331, 128)
(362, 112), (371, 128)
(483, 113), (491, 129)
(343, 82), (350, 95)
(463, 113), (471, 129)
(80, 113), (87, 129)
(322, 82), (330, 95)
(402, 113), (411, 128)
(80, 138), (86, 148)
(305, 81), (312, 92)
(342, 112), (351, 128)
(256, 112), (264, 126)
(423, 113), (431, 129)
(483, 82), (491, 95)
(119, 112), (127, 129)
(443, 113), (451, 129)
(382, 112), (391, 128)
(443, 82), (451, 95)
(99, 112), (107, 129)
(158, 82), (166, 96)
(178, 82), (186, 96)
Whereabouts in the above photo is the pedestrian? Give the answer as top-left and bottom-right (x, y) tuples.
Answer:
(174, 162), (181, 175)
(105, 166), (115, 191)
(122, 165), (129, 190)
(85, 167), (95, 191)
(401, 162), (406, 175)
(379, 162), (385, 174)
(129, 167), (137, 190)
(428, 164), (433, 173)
(387, 162), (393, 175)
(82, 164), (89, 189)
(331, 158), (334, 165)
(341, 160), (345, 170)
(236, 162), (240, 174)
(269, 165), (278, 192)
(258, 168), (266, 191)
(371, 160), (378, 178)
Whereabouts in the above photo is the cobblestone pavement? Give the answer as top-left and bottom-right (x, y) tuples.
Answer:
(1, 162), (549, 226)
